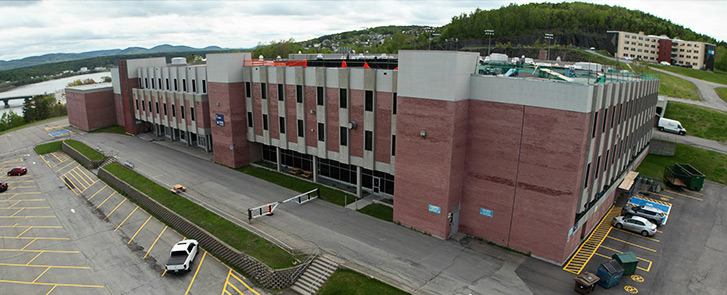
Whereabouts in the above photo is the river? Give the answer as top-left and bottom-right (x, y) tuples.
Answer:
(0, 71), (111, 116)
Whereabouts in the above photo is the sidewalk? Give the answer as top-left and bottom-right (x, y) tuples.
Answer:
(75, 132), (545, 295)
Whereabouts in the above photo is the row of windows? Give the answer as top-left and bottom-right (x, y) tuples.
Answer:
(139, 77), (207, 94)
(135, 98), (195, 121)
(245, 82), (398, 115)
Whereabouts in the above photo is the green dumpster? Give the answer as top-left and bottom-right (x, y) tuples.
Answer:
(676, 163), (705, 191)
(612, 252), (639, 276)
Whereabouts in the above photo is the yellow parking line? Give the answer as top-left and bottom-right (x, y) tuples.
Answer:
(606, 236), (657, 252)
(77, 168), (95, 184)
(115, 206), (138, 232)
(612, 228), (660, 242)
(144, 226), (167, 259)
(0, 236), (68, 240)
(562, 206), (621, 274)
(599, 246), (653, 271)
(45, 284), (57, 294)
(50, 153), (61, 162)
(27, 252), (44, 265)
(594, 252), (652, 272)
(9, 185), (39, 189)
(68, 171), (88, 189)
(11, 208), (25, 217)
(185, 251), (207, 295)
(0, 248), (78, 254)
(162, 269), (167, 277)
(16, 227), (32, 238)
(0, 279), (103, 288)
(664, 189), (703, 201)
(688, 189), (704, 195)
(0, 206), (50, 210)
(0, 158), (22, 164)
(95, 192), (116, 209)
(39, 155), (52, 169)
(0, 216), (55, 219)
(71, 169), (91, 187)
(32, 267), (51, 283)
(229, 271), (261, 295)
(0, 225), (61, 229)
(0, 199), (45, 202)
(53, 162), (75, 173)
(7, 200), (21, 208)
(12, 192), (42, 195)
(87, 185), (107, 200)
(104, 199), (127, 221)
(127, 216), (152, 245)
(81, 180), (100, 193)
(21, 238), (37, 250)
(0, 262), (89, 269)
(5, 180), (35, 184)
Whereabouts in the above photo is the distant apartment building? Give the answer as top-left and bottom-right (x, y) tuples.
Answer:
(606, 30), (716, 70)
(68, 51), (659, 264)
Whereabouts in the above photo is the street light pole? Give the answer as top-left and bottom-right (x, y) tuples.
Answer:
(544, 33), (553, 61)
(485, 29), (494, 55)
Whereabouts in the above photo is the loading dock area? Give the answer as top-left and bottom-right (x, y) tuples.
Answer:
(563, 181), (724, 294)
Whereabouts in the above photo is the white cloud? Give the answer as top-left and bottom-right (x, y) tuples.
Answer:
(0, 0), (724, 62)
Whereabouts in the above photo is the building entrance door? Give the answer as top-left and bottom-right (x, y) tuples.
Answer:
(449, 203), (460, 237)
(373, 177), (381, 194)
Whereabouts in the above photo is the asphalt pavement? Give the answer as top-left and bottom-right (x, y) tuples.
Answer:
(652, 129), (727, 154)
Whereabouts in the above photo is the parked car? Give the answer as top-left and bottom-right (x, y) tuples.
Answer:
(622, 204), (666, 225)
(0, 182), (7, 192)
(657, 117), (686, 135)
(7, 167), (27, 176)
(660, 61), (671, 66)
(165, 239), (199, 273)
(612, 216), (657, 236)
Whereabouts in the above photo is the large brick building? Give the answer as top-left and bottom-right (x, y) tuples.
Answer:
(606, 30), (716, 70)
(69, 50), (658, 264)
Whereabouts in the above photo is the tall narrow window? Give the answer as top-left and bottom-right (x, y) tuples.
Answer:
(174, 79), (178, 91)
(247, 112), (253, 127)
(183, 79), (187, 92)
(365, 130), (373, 151)
(181, 106), (185, 119)
(139, 78), (143, 88)
(297, 120), (304, 137)
(604, 151), (609, 171)
(594, 156), (601, 179)
(278, 84), (284, 101)
(166, 78), (170, 90)
(365, 90), (373, 111)
(155, 102), (159, 114)
(245, 82), (251, 97)
(296, 85), (303, 103)
(148, 101), (152, 112)
(602, 109), (608, 132)
(263, 114), (268, 130)
(340, 127), (348, 146)
(339, 89), (347, 108)
(317, 87), (324, 105)
(172, 104), (176, 117)
(190, 107), (195, 121)
(202, 80), (206, 93)
(392, 93), (397, 115)
(584, 163), (591, 188)
(318, 123), (325, 141)
(610, 107), (616, 128)
(163, 103), (167, 116)
(158, 78), (162, 89)
(142, 100), (146, 111)
(145, 78), (149, 88)
(192, 79), (197, 93)
(261, 83), (267, 99)
(151, 79), (155, 89)
(592, 111), (598, 138)
(135, 99), (139, 110)
(391, 135), (396, 156)
(279, 117), (285, 133)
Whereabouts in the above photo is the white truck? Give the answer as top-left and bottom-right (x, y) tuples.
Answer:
(657, 117), (686, 135)
(165, 239), (199, 273)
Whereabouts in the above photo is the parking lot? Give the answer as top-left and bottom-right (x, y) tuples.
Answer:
(0, 149), (263, 294)
(562, 181), (722, 294)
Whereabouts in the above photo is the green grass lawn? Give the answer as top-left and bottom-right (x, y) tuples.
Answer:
(104, 162), (297, 269)
(651, 64), (727, 86)
(90, 125), (127, 134)
(358, 203), (394, 222)
(716, 87), (727, 103)
(663, 102), (727, 141)
(64, 139), (105, 161)
(317, 269), (409, 295)
(34, 141), (63, 154)
(636, 142), (727, 185)
(635, 66), (700, 100)
(235, 166), (355, 206)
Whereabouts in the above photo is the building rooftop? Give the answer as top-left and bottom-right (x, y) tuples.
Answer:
(66, 83), (113, 92)
(476, 63), (657, 85)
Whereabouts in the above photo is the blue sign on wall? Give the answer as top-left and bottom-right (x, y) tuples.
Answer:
(429, 204), (441, 214)
(480, 208), (493, 217)
(216, 114), (224, 126)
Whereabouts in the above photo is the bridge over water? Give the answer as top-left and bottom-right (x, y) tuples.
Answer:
(0, 95), (45, 108)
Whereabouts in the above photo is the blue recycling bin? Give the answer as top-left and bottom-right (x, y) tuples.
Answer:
(597, 259), (624, 289)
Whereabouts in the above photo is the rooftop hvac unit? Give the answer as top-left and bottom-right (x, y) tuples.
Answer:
(171, 57), (187, 65)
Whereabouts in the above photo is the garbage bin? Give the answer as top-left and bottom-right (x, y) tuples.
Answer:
(597, 259), (624, 289)
(574, 272), (599, 294)
(612, 252), (639, 275)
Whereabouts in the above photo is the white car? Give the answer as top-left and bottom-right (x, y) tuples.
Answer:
(165, 239), (199, 273)
(612, 216), (657, 237)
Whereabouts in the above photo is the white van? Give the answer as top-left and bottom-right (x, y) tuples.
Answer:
(658, 117), (686, 135)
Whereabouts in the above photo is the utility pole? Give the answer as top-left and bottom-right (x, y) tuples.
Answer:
(426, 27), (433, 50)
(544, 33), (553, 61)
(485, 29), (494, 55)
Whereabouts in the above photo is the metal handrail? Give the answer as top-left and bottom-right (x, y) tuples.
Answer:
(290, 247), (320, 283)
(308, 252), (340, 294)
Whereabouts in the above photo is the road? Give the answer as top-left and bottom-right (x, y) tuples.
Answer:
(652, 129), (727, 154)
(649, 67), (727, 112)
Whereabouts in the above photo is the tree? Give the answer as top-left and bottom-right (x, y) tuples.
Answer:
(102, 76), (112, 83)
(33, 94), (54, 120)
(22, 98), (35, 123)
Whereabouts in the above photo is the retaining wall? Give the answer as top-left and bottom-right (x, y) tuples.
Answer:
(62, 141), (106, 169)
(97, 166), (306, 289)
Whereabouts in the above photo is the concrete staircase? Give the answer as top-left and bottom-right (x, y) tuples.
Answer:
(291, 255), (339, 295)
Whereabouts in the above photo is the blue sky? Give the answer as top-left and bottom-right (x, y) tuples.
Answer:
(0, 0), (724, 61)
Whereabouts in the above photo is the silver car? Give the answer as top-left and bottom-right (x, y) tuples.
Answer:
(612, 216), (657, 237)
